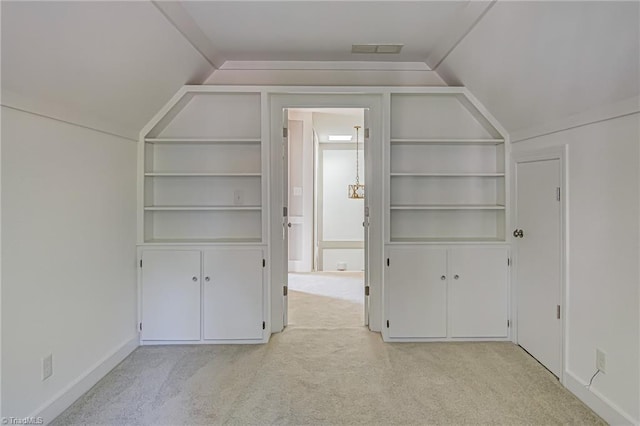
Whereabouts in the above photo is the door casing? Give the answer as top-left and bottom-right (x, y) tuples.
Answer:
(269, 94), (383, 333)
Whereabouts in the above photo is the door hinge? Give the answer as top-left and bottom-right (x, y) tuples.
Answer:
(283, 127), (288, 138)
(283, 285), (288, 296)
(556, 187), (561, 202)
(507, 320), (510, 328)
(139, 259), (142, 268)
(263, 259), (266, 268)
(386, 320), (390, 328)
(387, 258), (390, 267)
(262, 321), (266, 330)
(139, 322), (142, 331)
(364, 128), (370, 139)
(364, 206), (370, 217)
(507, 257), (510, 266)
(365, 286), (370, 296)
(283, 206), (288, 217)
(557, 305), (561, 319)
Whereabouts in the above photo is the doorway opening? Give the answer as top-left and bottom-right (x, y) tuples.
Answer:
(285, 107), (368, 329)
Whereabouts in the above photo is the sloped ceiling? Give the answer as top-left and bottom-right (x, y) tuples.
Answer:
(1, 1), (214, 140)
(2, 1), (638, 139)
(436, 1), (640, 136)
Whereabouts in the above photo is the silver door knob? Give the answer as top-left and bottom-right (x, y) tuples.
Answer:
(513, 229), (524, 238)
(454, 275), (459, 280)
(205, 277), (210, 282)
(441, 275), (446, 280)
(192, 276), (198, 282)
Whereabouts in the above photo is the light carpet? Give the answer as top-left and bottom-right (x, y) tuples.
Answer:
(52, 276), (603, 425)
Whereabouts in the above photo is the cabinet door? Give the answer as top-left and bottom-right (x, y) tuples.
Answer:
(203, 248), (264, 340)
(387, 247), (447, 338)
(141, 250), (201, 340)
(448, 247), (508, 337)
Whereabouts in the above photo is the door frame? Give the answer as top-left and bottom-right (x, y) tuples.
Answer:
(269, 93), (383, 333)
(510, 145), (568, 383)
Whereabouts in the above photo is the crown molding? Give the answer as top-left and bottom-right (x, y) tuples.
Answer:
(220, 61), (431, 72)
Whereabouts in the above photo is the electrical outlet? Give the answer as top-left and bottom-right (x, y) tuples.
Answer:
(42, 353), (53, 381)
(233, 189), (244, 206)
(596, 348), (606, 374)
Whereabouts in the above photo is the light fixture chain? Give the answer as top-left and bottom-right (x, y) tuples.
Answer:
(355, 126), (360, 186)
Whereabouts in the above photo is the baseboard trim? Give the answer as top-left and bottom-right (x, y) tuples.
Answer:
(564, 370), (637, 425)
(31, 337), (139, 425)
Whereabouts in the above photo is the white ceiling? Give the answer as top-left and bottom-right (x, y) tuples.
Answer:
(181, 1), (471, 63)
(1, 1), (638, 139)
(436, 0), (640, 135)
(1, 1), (214, 139)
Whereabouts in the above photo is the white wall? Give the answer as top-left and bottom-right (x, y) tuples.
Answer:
(315, 111), (365, 271)
(512, 113), (640, 424)
(1, 107), (138, 420)
(287, 110), (314, 272)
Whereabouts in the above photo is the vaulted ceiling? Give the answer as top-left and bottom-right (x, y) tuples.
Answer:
(2, 1), (638, 140)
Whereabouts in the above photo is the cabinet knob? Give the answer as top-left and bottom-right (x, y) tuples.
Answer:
(454, 275), (459, 280)
(192, 276), (198, 282)
(205, 276), (210, 282)
(440, 275), (446, 280)
(513, 229), (524, 238)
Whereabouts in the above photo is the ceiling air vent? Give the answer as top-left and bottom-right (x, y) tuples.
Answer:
(352, 44), (404, 54)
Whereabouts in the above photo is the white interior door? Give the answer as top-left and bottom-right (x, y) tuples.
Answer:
(282, 109), (289, 327)
(515, 158), (562, 377)
(287, 119), (311, 272)
(363, 111), (370, 326)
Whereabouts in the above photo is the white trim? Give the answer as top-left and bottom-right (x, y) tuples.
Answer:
(151, 1), (224, 69)
(564, 371), (637, 426)
(269, 93), (383, 333)
(1, 97), (137, 142)
(510, 146), (568, 384)
(510, 96), (640, 143)
(426, 0), (497, 71)
(31, 337), (138, 424)
(220, 61), (431, 71)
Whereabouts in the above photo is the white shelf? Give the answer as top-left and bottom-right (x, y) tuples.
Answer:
(391, 204), (505, 211)
(388, 237), (506, 244)
(145, 173), (261, 177)
(390, 138), (504, 145)
(143, 238), (263, 245)
(144, 206), (262, 211)
(390, 173), (504, 177)
(144, 138), (261, 144)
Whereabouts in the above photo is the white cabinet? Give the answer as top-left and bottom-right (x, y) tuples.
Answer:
(448, 248), (509, 338)
(141, 247), (266, 343)
(203, 248), (264, 340)
(386, 246), (509, 340)
(141, 250), (201, 341)
(387, 247), (447, 338)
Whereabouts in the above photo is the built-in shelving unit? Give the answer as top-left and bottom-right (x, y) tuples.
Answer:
(388, 94), (508, 243)
(140, 92), (264, 244)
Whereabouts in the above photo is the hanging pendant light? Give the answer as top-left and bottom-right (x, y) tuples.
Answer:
(348, 125), (365, 199)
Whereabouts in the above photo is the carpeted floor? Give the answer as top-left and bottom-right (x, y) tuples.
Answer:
(52, 274), (604, 425)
